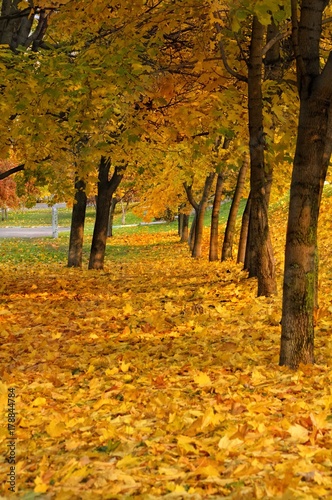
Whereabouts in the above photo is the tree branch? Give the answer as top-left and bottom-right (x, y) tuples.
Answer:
(0, 164), (24, 181)
(313, 52), (332, 101)
(183, 182), (199, 211)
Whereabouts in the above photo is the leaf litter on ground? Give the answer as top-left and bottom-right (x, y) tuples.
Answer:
(1, 205), (332, 499)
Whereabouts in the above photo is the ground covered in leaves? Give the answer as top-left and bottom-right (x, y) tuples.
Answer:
(1, 200), (332, 499)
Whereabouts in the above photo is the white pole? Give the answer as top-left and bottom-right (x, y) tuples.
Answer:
(52, 205), (58, 238)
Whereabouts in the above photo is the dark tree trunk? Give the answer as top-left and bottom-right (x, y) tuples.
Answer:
(264, 21), (282, 81)
(280, 0), (332, 368)
(192, 173), (215, 258)
(67, 178), (87, 268)
(246, 15), (277, 296)
(181, 214), (189, 242)
(0, 1), (49, 51)
(1, 208), (8, 221)
(188, 212), (196, 251)
(209, 173), (224, 261)
(107, 196), (120, 238)
(222, 157), (249, 261)
(88, 157), (124, 270)
(184, 182), (198, 252)
(178, 212), (184, 236)
(237, 193), (251, 264)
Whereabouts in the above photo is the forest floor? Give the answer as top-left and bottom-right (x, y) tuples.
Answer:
(1, 194), (332, 499)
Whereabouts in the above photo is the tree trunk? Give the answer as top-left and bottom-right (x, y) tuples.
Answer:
(181, 214), (189, 242)
(189, 212), (196, 251)
(222, 157), (249, 261)
(88, 157), (124, 270)
(178, 212), (184, 236)
(67, 178), (87, 268)
(192, 173), (215, 258)
(209, 173), (224, 261)
(0, 0), (49, 51)
(184, 182), (198, 251)
(121, 199), (129, 225)
(107, 196), (120, 238)
(237, 193), (251, 264)
(246, 16), (277, 296)
(280, 0), (332, 368)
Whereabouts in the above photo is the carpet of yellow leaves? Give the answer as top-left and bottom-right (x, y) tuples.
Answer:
(1, 201), (332, 499)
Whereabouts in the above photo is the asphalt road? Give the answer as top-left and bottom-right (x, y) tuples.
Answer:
(0, 227), (70, 238)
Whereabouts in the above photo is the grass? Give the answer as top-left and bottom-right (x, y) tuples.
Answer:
(0, 199), (247, 266)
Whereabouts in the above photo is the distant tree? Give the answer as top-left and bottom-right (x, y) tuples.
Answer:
(0, 161), (19, 218)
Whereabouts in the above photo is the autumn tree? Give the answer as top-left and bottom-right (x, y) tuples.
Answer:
(0, 160), (19, 218)
(279, 0), (332, 368)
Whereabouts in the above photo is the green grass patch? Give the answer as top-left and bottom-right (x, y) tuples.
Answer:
(0, 199), (247, 266)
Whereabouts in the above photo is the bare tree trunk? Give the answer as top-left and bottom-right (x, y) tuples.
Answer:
(192, 173), (215, 258)
(188, 212), (196, 251)
(181, 214), (189, 242)
(209, 173), (224, 261)
(121, 199), (129, 225)
(280, 0), (332, 368)
(88, 158), (124, 270)
(246, 16), (277, 296)
(178, 211), (184, 237)
(237, 193), (251, 264)
(222, 157), (249, 261)
(107, 196), (120, 238)
(67, 178), (87, 268)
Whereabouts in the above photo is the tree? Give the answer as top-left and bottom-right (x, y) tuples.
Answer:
(0, 160), (19, 217)
(88, 158), (125, 270)
(279, 0), (332, 368)
(221, 156), (249, 261)
(67, 178), (87, 268)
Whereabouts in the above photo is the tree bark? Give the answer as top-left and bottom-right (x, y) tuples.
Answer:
(280, 0), (332, 368)
(192, 173), (215, 258)
(0, 164), (24, 180)
(188, 212), (196, 251)
(0, 1), (49, 51)
(181, 214), (189, 242)
(237, 193), (251, 264)
(67, 178), (87, 268)
(178, 211), (184, 236)
(222, 157), (249, 261)
(88, 157), (124, 270)
(209, 173), (224, 261)
(107, 196), (120, 238)
(246, 16), (277, 296)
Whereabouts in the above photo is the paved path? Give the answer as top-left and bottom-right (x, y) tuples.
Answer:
(0, 221), (168, 238)
(0, 227), (70, 238)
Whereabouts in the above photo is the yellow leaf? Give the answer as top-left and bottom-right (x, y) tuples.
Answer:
(195, 464), (220, 477)
(123, 303), (133, 315)
(194, 372), (212, 387)
(46, 419), (66, 438)
(120, 361), (130, 373)
(218, 435), (243, 449)
(93, 398), (113, 410)
(288, 424), (309, 443)
(116, 454), (140, 469)
(106, 367), (119, 375)
(31, 397), (46, 407)
(65, 440), (82, 451)
(34, 476), (48, 493)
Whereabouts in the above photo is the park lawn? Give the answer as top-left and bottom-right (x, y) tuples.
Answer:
(0, 195), (332, 498)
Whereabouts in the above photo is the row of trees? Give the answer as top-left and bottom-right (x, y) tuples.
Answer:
(0, 0), (331, 369)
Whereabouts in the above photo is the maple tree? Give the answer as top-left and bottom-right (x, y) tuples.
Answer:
(0, 161), (19, 216)
(280, 0), (332, 368)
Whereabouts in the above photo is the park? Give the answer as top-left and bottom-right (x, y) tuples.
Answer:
(1, 0), (332, 498)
